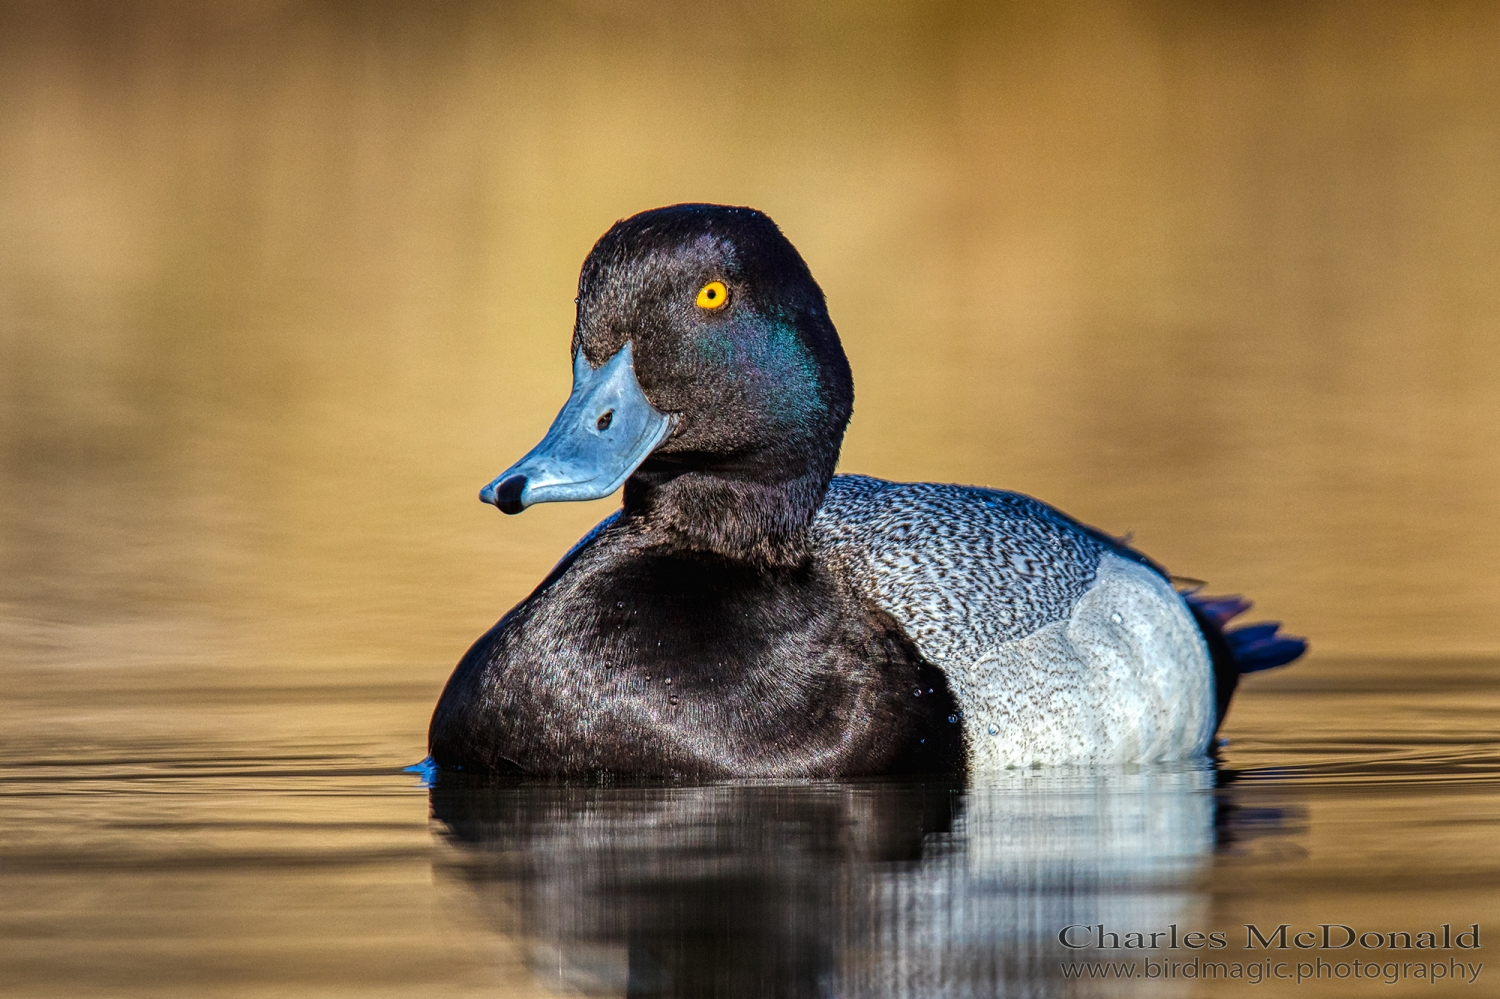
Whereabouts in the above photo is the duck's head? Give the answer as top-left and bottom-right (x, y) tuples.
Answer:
(481, 204), (854, 562)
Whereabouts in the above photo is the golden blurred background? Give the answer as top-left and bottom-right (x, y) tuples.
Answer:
(3, 0), (1500, 715)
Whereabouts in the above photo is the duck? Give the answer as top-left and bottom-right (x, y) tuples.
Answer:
(428, 203), (1305, 778)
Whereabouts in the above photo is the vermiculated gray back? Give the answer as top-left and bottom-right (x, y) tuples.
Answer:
(813, 475), (1107, 664)
(812, 474), (1215, 768)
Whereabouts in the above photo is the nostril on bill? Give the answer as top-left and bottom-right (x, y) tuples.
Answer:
(596, 409), (614, 432)
(494, 475), (528, 514)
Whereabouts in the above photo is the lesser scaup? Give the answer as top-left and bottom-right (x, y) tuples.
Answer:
(428, 204), (1304, 777)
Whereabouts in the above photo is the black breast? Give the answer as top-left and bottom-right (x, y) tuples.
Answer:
(429, 519), (966, 778)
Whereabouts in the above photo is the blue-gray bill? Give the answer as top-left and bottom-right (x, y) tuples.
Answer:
(480, 342), (675, 514)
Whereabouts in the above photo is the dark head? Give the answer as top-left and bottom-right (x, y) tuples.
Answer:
(480, 204), (854, 563)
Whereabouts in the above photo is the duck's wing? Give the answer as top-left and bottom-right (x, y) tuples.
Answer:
(812, 474), (1217, 767)
(814, 475), (1116, 661)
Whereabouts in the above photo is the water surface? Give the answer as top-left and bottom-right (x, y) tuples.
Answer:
(3, 660), (1497, 996)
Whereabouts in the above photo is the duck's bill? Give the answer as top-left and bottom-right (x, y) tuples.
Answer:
(480, 342), (674, 514)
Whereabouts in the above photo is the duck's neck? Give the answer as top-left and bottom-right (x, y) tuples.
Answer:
(623, 453), (834, 566)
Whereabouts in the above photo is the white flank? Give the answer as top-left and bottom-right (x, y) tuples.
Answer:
(944, 553), (1214, 770)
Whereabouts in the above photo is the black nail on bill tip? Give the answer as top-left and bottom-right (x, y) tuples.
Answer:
(495, 475), (528, 515)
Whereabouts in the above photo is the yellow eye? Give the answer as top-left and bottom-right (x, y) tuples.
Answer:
(695, 280), (729, 310)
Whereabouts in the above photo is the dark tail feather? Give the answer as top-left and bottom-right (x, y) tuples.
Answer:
(1184, 592), (1307, 732)
(1189, 594), (1252, 629)
(1224, 622), (1306, 673)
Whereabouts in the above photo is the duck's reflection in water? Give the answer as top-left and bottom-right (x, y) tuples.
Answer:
(431, 766), (1250, 997)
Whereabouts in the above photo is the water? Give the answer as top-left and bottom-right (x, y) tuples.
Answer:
(4, 3), (1500, 996)
(5, 659), (1497, 996)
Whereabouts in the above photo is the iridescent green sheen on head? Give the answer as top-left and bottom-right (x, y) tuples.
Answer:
(695, 313), (827, 428)
(567, 205), (854, 555)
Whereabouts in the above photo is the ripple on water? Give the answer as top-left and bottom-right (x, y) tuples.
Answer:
(1, 661), (1498, 996)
